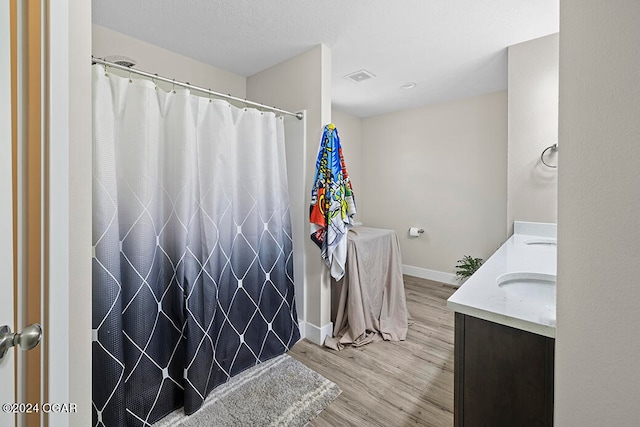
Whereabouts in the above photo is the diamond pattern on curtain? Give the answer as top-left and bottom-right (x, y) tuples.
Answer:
(91, 65), (300, 426)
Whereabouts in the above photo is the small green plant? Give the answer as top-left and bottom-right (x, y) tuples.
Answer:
(455, 255), (483, 280)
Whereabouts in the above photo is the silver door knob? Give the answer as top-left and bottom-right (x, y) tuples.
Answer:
(0, 324), (42, 360)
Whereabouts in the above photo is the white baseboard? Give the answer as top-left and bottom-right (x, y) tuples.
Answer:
(297, 320), (306, 340)
(304, 321), (333, 346)
(402, 265), (459, 287)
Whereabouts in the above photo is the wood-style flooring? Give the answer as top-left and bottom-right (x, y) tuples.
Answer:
(288, 275), (457, 427)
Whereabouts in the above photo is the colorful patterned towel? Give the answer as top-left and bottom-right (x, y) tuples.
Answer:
(310, 124), (357, 280)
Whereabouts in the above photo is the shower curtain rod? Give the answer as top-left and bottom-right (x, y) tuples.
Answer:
(92, 56), (304, 120)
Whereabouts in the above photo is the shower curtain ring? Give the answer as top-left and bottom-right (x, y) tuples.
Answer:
(153, 74), (158, 90)
(128, 70), (132, 83)
(104, 65), (109, 77)
(172, 79), (176, 94)
(208, 90), (212, 103)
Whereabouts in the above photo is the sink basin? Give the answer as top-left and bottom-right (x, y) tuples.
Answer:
(523, 238), (557, 246)
(497, 272), (556, 309)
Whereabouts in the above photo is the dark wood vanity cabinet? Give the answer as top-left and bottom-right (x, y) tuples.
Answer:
(454, 313), (555, 427)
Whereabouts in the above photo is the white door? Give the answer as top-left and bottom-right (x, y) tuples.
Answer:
(0, 2), (16, 426)
(1, 3), (46, 425)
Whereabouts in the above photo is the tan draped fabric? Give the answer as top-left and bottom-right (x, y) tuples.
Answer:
(324, 227), (409, 350)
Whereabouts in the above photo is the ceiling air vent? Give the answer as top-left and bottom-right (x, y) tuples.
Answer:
(344, 69), (376, 83)
(104, 55), (137, 68)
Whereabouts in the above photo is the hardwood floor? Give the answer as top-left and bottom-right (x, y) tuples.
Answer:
(288, 276), (457, 427)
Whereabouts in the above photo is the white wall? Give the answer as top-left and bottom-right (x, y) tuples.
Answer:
(507, 34), (559, 236)
(556, 1), (640, 425)
(247, 45), (333, 344)
(331, 109), (363, 205)
(360, 92), (508, 279)
(337, 37), (558, 281)
(282, 114), (307, 327)
(49, 1), (93, 426)
(92, 25), (246, 98)
(68, 4), (92, 422)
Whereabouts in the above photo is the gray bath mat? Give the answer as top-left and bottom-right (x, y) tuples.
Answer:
(153, 354), (341, 426)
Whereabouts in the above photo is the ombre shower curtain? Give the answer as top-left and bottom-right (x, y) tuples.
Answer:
(91, 65), (300, 426)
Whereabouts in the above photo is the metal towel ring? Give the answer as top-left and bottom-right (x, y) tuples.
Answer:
(540, 144), (558, 168)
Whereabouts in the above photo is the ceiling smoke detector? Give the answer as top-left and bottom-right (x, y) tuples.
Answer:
(344, 69), (376, 83)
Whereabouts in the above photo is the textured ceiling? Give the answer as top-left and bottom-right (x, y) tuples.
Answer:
(92, 0), (558, 117)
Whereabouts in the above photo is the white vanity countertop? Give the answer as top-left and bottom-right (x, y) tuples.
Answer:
(446, 221), (557, 338)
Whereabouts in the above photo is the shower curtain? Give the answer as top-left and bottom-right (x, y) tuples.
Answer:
(91, 65), (300, 426)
